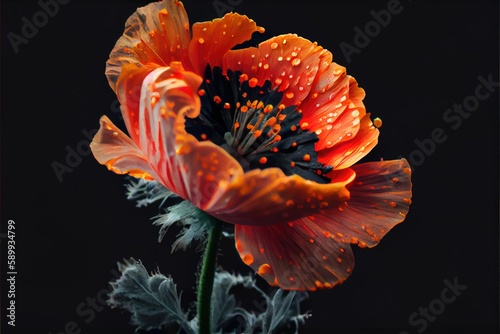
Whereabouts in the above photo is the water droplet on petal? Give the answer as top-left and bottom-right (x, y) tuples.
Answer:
(243, 254), (254, 265)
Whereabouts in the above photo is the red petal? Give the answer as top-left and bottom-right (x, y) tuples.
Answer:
(313, 159), (412, 248)
(90, 115), (158, 180)
(300, 71), (368, 152)
(234, 219), (354, 291)
(189, 13), (265, 75)
(223, 34), (324, 106)
(206, 167), (355, 226)
(106, 0), (192, 92)
(318, 113), (379, 169)
(234, 159), (411, 291)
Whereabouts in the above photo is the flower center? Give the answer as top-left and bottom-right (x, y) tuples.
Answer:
(185, 66), (332, 184)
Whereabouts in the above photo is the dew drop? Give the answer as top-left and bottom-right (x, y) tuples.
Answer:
(243, 254), (254, 265)
(258, 263), (272, 275)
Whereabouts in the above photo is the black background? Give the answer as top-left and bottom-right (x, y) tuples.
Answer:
(2, 1), (499, 333)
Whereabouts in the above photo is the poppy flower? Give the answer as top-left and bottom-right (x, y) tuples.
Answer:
(90, 0), (412, 291)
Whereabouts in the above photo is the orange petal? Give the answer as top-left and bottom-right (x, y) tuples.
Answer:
(115, 64), (158, 145)
(206, 167), (355, 226)
(234, 219), (355, 291)
(318, 113), (379, 169)
(223, 34), (323, 106)
(117, 62), (244, 209)
(307, 49), (344, 95)
(189, 13), (265, 75)
(106, 0), (192, 92)
(300, 72), (368, 152)
(311, 159), (412, 248)
(90, 115), (158, 180)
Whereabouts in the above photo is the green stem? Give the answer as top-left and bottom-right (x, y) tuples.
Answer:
(197, 219), (222, 334)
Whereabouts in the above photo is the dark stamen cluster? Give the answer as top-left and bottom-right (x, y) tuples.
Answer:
(185, 66), (332, 184)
